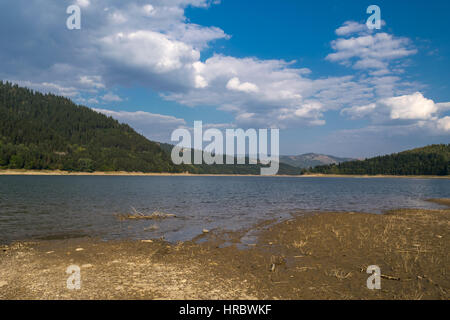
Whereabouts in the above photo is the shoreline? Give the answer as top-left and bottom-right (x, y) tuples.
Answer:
(0, 169), (449, 179)
(1, 203), (449, 299)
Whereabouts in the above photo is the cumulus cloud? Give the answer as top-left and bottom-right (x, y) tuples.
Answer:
(384, 92), (437, 120)
(342, 92), (450, 133)
(436, 117), (450, 132)
(101, 92), (123, 102)
(342, 92), (444, 121)
(142, 4), (155, 16)
(101, 31), (200, 74)
(76, 0), (90, 8)
(166, 55), (355, 127)
(79, 76), (105, 89)
(2, 0), (373, 129)
(226, 77), (259, 93)
(327, 22), (417, 74)
(0, 0), (227, 97)
(0, 0), (447, 148)
(335, 21), (367, 36)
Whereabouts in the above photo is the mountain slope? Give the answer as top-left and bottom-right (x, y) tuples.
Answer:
(0, 81), (181, 172)
(279, 153), (355, 168)
(309, 144), (450, 176)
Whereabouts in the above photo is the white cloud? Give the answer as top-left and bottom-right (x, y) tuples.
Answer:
(341, 92), (450, 135)
(87, 98), (99, 104)
(167, 55), (345, 127)
(109, 11), (127, 24)
(76, 0), (90, 8)
(226, 77), (259, 93)
(436, 116), (450, 132)
(194, 75), (208, 88)
(383, 92), (437, 120)
(168, 23), (229, 50)
(1, 1), (446, 146)
(335, 21), (367, 36)
(142, 4), (155, 16)
(327, 30), (417, 74)
(436, 102), (450, 111)
(1, 1), (413, 130)
(342, 92), (446, 121)
(101, 92), (123, 102)
(341, 103), (377, 119)
(101, 30), (199, 74)
(79, 76), (105, 89)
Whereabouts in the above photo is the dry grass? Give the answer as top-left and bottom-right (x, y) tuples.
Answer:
(426, 198), (450, 207)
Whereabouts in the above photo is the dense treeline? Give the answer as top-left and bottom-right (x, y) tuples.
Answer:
(309, 144), (450, 176)
(0, 81), (180, 172)
(0, 81), (301, 174)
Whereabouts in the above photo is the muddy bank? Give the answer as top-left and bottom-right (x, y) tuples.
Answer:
(0, 206), (448, 300)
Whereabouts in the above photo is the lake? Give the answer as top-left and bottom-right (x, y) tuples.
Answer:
(0, 175), (448, 243)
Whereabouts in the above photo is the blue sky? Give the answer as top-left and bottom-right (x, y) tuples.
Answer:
(0, 0), (449, 157)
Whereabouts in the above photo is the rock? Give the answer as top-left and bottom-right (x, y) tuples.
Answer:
(75, 248), (84, 252)
(0, 281), (7, 287)
(202, 229), (209, 233)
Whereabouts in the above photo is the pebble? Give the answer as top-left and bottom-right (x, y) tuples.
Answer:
(202, 229), (209, 233)
(75, 248), (84, 252)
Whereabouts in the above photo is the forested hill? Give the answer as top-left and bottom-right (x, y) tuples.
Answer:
(309, 144), (450, 176)
(0, 81), (302, 174)
(279, 153), (355, 168)
(0, 81), (179, 172)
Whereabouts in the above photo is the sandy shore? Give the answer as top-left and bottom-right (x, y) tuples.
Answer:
(1, 201), (449, 300)
(0, 169), (448, 179)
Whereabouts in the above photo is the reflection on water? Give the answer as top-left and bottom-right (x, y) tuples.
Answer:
(0, 175), (448, 243)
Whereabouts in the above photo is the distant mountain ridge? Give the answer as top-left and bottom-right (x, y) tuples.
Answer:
(158, 142), (303, 175)
(279, 153), (355, 168)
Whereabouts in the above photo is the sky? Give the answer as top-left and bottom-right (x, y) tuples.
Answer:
(0, 0), (449, 158)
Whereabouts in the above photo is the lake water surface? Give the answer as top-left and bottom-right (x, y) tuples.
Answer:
(0, 175), (449, 243)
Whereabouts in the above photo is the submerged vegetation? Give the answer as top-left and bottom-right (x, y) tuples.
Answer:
(116, 207), (176, 221)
